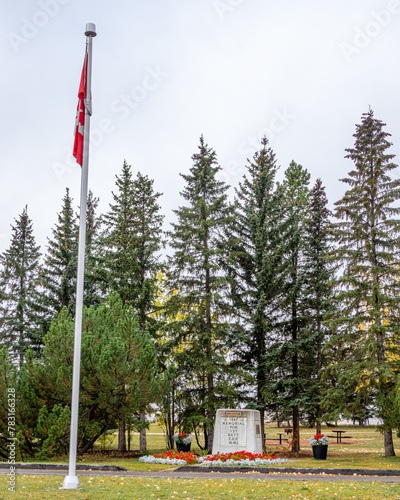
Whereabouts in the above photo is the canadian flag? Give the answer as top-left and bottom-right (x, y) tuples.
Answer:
(73, 49), (88, 166)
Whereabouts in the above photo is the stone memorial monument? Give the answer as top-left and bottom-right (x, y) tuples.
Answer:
(212, 409), (263, 455)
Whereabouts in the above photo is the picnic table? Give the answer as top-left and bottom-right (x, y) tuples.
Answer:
(331, 430), (347, 443)
(264, 433), (288, 445)
(277, 432), (288, 444)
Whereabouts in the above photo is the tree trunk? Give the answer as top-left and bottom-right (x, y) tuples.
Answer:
(384, 428), (395, 457)
(315, 407), (321, 435)
(203, 423), (209, 452)
(206, 425), (214, 454)
(292, 404), (300, 452)
(292, 324), (300, 452)
(316, 298), (322, 437)
(118, 419), (126, 452)
(78, 421), (109, 455)
(139, 411), (147, 452)
(255, 309), (267, 451)
(127, 419), (131, 451)
(205, 234), (214, 455)
(206, 368), (214, 454)
(291, 257), (300, 452)
(260, 408), (265, 452)
(165, 387), (175, 449)
(194, 425), (206, 450)
(257, 367), (266, 451)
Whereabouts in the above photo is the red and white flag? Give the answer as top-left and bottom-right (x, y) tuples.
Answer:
(73, 49), (88, 166)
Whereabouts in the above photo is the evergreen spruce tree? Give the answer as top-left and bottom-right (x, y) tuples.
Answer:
(325, 109), (400, 456)
(101, 162), (164, 331)
(167, 136), (237, 452)
(28, 189), (78, 348)
(30, 189), (102, 348)
(301, 178), (335, 434)
(38, 188), (78, 324)
(270, 161), (310, 451)
(0, 207), (41, 365)
(101, 161), (165, 451)
(82, 190), (103, 308)
(222, 137), (286, 445)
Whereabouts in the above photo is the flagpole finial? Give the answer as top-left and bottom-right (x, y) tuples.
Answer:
(85, 23), (96, 37)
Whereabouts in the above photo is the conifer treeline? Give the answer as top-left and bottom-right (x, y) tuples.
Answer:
(1, 109), (400, 458)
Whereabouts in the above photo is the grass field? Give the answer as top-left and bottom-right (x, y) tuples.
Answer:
(26, 422), (400, 471)
(90, 421), (400, 451)
(5, 475), (400, 499)
(85, 422), (400, 470)
(4, 423), (400, 498)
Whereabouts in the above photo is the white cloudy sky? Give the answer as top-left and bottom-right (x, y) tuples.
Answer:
(1, 0), (400, 255)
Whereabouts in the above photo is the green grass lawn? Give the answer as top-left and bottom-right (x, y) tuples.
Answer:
(25, 422), (400, 471)
(7, 475), (400, 499)
(265, 423), (400, 470)
(4, 423), (400, 498)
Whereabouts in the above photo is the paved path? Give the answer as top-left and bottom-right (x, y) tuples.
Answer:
(3, 467), (400, 483)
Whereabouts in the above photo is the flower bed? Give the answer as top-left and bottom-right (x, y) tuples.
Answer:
(199, 451), (288, 467)
(139, 451), (198, 465)
(139, 450), (288, 466)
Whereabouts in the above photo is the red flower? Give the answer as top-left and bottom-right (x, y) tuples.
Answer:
(202, 451), (277, 462)
(152, 450), (199, 464)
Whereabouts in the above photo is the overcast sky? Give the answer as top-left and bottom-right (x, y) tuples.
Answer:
(1, 0), (400, 255)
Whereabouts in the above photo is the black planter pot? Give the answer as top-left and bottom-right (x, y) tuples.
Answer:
(312, 444), (328, 460)
(176, 442), (191, 452)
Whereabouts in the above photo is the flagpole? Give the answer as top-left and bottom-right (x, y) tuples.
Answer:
(62, 23), (96, 491)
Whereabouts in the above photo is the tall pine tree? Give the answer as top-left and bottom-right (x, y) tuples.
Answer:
(168, 136), (237, 452)
(81, 190), (103, 308)
(302, 178), (335, 434)
(101, 162), (164, 331)
(222, 137), (286, 445)
(275, 161), (310, 451)
(0, 207), (41, 365)
(101, 161), (165, 451)
(38, 188), (78, 325)
(326, 109), (400, 456)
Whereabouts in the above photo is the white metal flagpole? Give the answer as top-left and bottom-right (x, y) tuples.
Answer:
(62, 23), (96, 491)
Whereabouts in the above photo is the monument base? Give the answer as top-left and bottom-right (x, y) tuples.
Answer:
(212, 409), (263, 455)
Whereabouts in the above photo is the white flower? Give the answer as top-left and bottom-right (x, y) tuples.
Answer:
(139, 456), (187, 465)
(198, 457), (288, 467)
